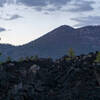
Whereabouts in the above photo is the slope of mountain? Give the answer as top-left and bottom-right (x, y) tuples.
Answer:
(0, 25), (100, 60)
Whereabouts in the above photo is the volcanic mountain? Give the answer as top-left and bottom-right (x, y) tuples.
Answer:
(0, 25), (100, 60)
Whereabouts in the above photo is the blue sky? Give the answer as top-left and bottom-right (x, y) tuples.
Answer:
(0, 0), (100, 45)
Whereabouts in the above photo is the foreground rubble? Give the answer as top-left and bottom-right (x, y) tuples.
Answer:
(0, 52), (100, 100)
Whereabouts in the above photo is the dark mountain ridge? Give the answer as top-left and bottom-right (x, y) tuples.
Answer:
(0, 25), (100, 60)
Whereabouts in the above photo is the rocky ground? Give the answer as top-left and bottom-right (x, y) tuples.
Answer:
(0, 52), (100, 100)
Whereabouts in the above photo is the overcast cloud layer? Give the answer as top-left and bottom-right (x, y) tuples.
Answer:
(0, 0), (95, 12)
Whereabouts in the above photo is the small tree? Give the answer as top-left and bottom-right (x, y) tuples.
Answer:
(19, 57), (24, 62)
(25, 56), (29, 61)
(30, 56), (34, 60)
(33, 55), (38, 61)
(0, 52), (2, 65)
(68, 48), (75, 59)
(95, 52), (100, 63)
(66, 48), (75, 61)
(0, 52), (2, 56)
(6, 56), (12, 62)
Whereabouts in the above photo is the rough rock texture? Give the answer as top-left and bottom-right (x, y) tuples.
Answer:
(0, 52), (100, 100)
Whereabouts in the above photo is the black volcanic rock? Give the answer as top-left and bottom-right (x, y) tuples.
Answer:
(0, 52), (100, 100)
(0, 25), (100, 60)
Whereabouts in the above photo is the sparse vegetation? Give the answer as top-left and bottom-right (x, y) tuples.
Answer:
(68, 48), (75, 58)
(32, 55), (39, 61)
(25, 56), (30, 61)
(65, 57), (71, 61)
(19, 57), (24, 62)
(0, 52), (2, 64)
(95, 52), (100, 63)
(30, 56), (34, 60)
(0, 52), (2, 56)
(66, 48), (75, 61)
(6, 56), (12, 62)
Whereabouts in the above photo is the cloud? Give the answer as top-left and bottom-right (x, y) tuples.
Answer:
(72, 16), (100, 27)
(47, 0), (71, 7)
(6, 14), (22, 20)
(0, 0), (6, 7)
(17, 0), (95, 13)
(0, 14), (22, 20)
(17, 0), (71, 7)
(17, 0), (71, 11)
(0, 0), (95, 13)
(67, 0), (94, 12)
(17, 0), (47, 7)
(0, 27), (6, 32)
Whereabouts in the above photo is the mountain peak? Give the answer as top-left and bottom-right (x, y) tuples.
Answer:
(50, 25), (74, 34)
(57, 25), (74, 30)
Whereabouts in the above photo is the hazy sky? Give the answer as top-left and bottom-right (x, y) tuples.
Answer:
(0, 0), (100, 45)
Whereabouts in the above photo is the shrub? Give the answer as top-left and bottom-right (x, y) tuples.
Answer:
(68, 48), (75, 59)
(95, 52), (100, 63)
(32, 55), (39, 61)
(19, 57), (24, 62)
(0, 52), (2, 64)
(0, 52), (2, 56)
(6, 56), (12, 62)
(25, 56), (30, 61)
